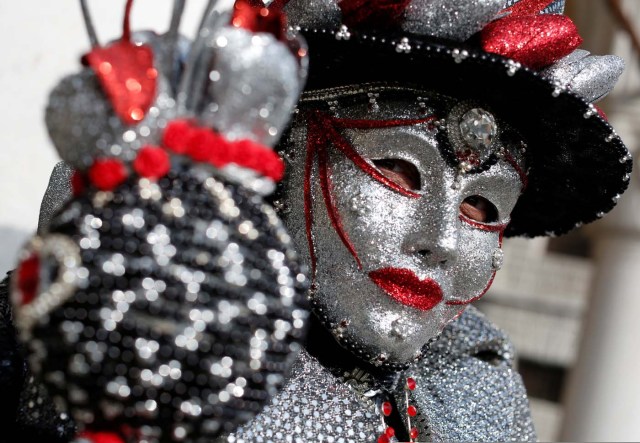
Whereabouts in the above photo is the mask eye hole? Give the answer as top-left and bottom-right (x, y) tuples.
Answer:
(460, 195), (499, 223)
(372, 159), (421, 191)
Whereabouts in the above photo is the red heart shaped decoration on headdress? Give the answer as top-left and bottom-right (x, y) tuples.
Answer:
(84, 40), (158, 126)
(480, 14), (582, 70)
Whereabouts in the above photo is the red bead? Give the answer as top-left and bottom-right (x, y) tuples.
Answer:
(407, 405), (417, 417)
(407, 377), (416, 391)
(377, 435), (390, 443)
(88, 158), (128, 191)
(381, 401), (392, 416)
(162, 119), (193, 154)
(187, 129), (217, 163)
(385, 427), (395, 437)
(410, 427), (419, 440)
(133, 146), (171, 179)
(17, 254), (40, 305)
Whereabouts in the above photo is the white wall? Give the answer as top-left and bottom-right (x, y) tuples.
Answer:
(0, 0), (208, 276)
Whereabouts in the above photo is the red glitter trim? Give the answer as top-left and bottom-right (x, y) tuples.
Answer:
(133, 146), (171, 180)
(459, 215), (508, 232)
(369, 268), (443, 311)
(446, 271), (496, 306)
(318, 140), (362, 270)
(503, 151), (528, 191)
(16, 254), (40, 306)
(447, 226), (504, 306)
(314, 112), (423, 198)
(595, 105), (608, 121)
(160, 120), (285, 181)
(89, 158), (128, 191)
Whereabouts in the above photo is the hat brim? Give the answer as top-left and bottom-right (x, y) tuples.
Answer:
(297, 31), (632, 237)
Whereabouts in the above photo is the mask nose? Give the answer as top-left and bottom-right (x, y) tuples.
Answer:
(415, 236), (458, 265)
(406, 199), (460, 267)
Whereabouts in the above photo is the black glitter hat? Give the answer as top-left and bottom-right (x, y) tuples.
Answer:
(279, 0), (632, 237)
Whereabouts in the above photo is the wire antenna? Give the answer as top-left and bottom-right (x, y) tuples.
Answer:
(79, 0), (100, 47)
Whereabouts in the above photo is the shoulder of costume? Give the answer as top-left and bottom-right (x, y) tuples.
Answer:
(419, 306), (517, 367)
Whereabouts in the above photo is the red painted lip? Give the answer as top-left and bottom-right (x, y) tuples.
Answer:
(369, 267), (443, 311)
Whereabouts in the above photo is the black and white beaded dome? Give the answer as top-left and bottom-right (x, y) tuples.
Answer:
(13, 160), (308, 442)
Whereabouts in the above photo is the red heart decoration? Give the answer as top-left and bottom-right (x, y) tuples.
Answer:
(480, 14), (582, 70)
(84, 40), (158, 126)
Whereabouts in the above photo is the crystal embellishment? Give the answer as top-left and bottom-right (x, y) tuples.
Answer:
(459, 108), (497, 150)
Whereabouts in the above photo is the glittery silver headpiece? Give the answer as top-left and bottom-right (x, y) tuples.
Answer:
(12, 1), (311, 440)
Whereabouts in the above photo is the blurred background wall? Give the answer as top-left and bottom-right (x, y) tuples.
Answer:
(0, 1), (638, 441)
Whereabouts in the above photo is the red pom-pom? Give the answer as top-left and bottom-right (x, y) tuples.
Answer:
(187, 129), (217, 162)
(71, 170), (86, 197)
(88, 158), (128, 191)
(133, 146), (171, 179)
(16, 254), (40, 306)
(163, 119), (194, 154)
(79, 431), (125, 443)
(481, 14), (582, 69)
(208, 135), (232, 168)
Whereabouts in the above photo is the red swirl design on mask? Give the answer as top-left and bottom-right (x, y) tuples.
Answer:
(369, 268), (443, 311)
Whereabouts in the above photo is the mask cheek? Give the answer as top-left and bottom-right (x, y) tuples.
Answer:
(447, 225), (500, 305)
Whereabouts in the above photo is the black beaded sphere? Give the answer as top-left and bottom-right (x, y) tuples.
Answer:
(12, 159), (308, 442)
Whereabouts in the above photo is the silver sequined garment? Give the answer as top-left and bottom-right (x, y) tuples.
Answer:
(226, 306), (536, 442)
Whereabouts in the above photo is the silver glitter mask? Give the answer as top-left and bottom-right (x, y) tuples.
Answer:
(279, 87), (526, 367)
